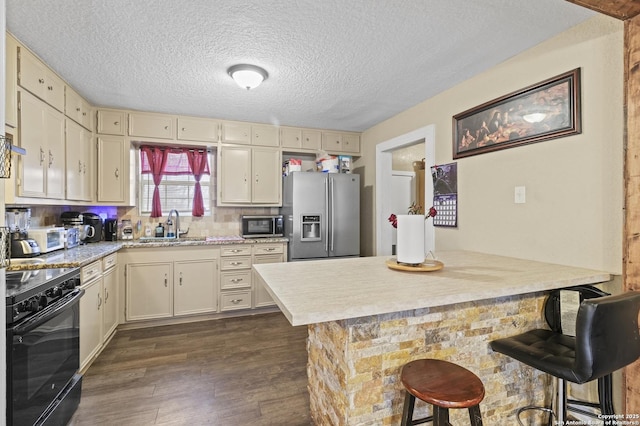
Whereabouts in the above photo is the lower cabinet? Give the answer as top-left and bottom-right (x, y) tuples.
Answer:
(124, 247), (219, 321)
(79, 253), (119, 371)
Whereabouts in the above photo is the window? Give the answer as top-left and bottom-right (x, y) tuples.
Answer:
(138, 146), (212, 217)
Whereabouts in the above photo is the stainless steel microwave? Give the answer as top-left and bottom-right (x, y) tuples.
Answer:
(241, 215), (284, 238)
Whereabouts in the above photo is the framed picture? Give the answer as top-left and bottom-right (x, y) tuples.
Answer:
(453, 68), (581, 159)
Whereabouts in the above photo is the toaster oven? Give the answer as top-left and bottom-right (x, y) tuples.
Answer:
(28, 227), (66, 253)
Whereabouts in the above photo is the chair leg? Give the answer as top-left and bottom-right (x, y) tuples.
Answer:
(598, 374), (615, 415)
(433, 406), (449, 426)
(556, 378), (567, 424)
(468, 404), (483, 426)
(401, 391), (416, 426)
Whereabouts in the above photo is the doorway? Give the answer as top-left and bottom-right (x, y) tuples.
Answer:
(375, 125), (435, 256)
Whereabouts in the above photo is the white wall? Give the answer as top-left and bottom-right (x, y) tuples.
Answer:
(360, 15), (624, 273)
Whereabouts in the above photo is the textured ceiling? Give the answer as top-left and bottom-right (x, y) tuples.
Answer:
(6, 1), (595, 132)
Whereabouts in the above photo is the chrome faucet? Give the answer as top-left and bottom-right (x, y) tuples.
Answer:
(166, 209), (180, 239)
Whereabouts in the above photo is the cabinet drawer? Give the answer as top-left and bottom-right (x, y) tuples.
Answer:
(129, 112), (174, 139)
(253, 244), (284, 255)
(221, 256), (252, 270)
(220, 270), (252, 290)
(97, 110), (126, 135)
(81, 260), (103, 283)
(221, 245), (252, 256)
(220, 290), (252, 311)
(103, 253), (117, 271)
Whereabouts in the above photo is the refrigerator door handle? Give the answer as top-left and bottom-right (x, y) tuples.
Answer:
(330, 177), (335, 252)
(325, 177), (330, 253)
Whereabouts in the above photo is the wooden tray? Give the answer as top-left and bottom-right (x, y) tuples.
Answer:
(385, 258), (444, 272)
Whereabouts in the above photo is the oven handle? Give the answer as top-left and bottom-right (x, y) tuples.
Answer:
(11, 288), (85, 336)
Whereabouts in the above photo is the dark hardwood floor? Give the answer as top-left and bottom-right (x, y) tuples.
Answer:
(69, 312), (312, 425)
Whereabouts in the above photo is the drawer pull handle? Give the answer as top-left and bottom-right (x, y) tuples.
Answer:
(231, 298), (243, 304)
(231, 278), (244, 283)
(231, 249), (241, 253)
(265, 247), (276, 251)
(179, 272), (183, 286)
(230, 261), (242, 266)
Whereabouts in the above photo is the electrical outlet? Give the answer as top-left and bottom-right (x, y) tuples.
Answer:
(514, 186), (526, 204)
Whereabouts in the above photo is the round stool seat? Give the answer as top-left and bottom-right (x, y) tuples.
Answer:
(401, 359), (485, 409)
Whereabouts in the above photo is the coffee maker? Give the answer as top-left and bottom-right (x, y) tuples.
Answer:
(5, 208), (40, 258)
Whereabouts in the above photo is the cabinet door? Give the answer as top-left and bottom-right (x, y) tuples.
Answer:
(97, 136), (127, 203)
(322, 132), (342, 152)
(129, 112), (174, 139)
(45, 106), (66, 199)
(251, 124), (279, 147)
(65, 119), (84, 200)
(222, 122), (251, 144)
(65, 87), (92, 131)
(44, 68), (65, 112)
(253, 253), (283, 307)
(342, 134), (360, 154)
(174, 260), (217, 316)
(302, 130), (321, 150)
(281, 128), (302, 149)
(18, 90), (46, 197)
(126, 262), (173, 321)
(102, 266), (118, 341)
(219, 146), (251, 203)
(6, 34), (18, 128)
(80, 278), (103, 371)
(177, 117), (219, 142)
(17, 46), (47, 100)
(252, 148), (281, 204)
(97, 110), (126, 135)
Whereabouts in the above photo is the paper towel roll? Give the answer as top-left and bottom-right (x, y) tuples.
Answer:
(396, 215), (425, 265)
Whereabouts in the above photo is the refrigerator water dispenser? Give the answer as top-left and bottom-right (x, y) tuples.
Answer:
(301, 215), (321, 241)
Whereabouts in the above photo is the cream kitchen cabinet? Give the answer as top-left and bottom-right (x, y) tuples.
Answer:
(18, 90), (65, 199)
(97, 109), (126, 135)
(65, 119), (93, 201)
(97, 135), (127, 203)
(281, 127), (321, 151)
(65, 86), (93, 131)
(220, 245), (253, 311)
(252, 243), (285, 308)
(6, 33), (18, 128)
(177, 116), (219, 142)
(17, 46), (65, 112)
(128, 112), (174, 139)
(222, 121), (279, 146)
(80, 254), (119, 371)
(174, 260), (218, 316)
(218, 145), (281, 206)
(124, 247), (219, 321)
(321, 132), (361, 154)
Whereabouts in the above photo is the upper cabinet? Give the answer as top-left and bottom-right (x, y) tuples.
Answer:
(222, 121), (279, 147)
(65, 86), (93, 131)
(17, 46), (65, 112)
(177, 116), (219, 142)
(129, 112), (174, 139)
(97, 109), (126, 135)
(6, 33), (18, 128)
(281, 127), (321, 151)
(321, 131), (360, 154)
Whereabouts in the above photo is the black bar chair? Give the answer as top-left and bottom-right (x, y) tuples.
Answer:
(490, 286), (640, 425)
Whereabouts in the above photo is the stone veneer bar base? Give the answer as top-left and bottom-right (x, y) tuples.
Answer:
(307, 292), (554, 425)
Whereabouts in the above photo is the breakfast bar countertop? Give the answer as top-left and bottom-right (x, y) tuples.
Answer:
(252, 250), (612, 326)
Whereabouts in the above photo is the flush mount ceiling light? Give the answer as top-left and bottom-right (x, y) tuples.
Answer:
(228, 64), (268, 90)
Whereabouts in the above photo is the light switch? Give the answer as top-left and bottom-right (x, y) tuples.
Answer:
(514, 186), (526, 204)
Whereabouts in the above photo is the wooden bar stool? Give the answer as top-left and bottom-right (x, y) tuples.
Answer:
(400, 359), (484, 426)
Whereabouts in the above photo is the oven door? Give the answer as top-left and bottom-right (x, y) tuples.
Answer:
(7, 289), (84, 426)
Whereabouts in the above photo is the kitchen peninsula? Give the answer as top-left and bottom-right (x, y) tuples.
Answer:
(252, 250), (611, 425)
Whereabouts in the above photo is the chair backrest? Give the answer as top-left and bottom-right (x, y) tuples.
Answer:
(573, 291), (640, 382)
(543, 285), (610, 334)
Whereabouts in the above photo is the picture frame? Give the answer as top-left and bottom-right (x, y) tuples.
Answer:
(453, 68), (581, 159)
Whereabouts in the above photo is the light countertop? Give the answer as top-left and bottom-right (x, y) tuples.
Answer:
(252, 250), (611, 326)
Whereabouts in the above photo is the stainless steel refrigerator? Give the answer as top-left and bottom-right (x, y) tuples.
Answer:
(281, 172), (360, 261)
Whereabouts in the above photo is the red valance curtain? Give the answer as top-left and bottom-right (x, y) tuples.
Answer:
(140, 146), (168, 217)
(186, 149), (209, 216)
(140, 145), (210, 217)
